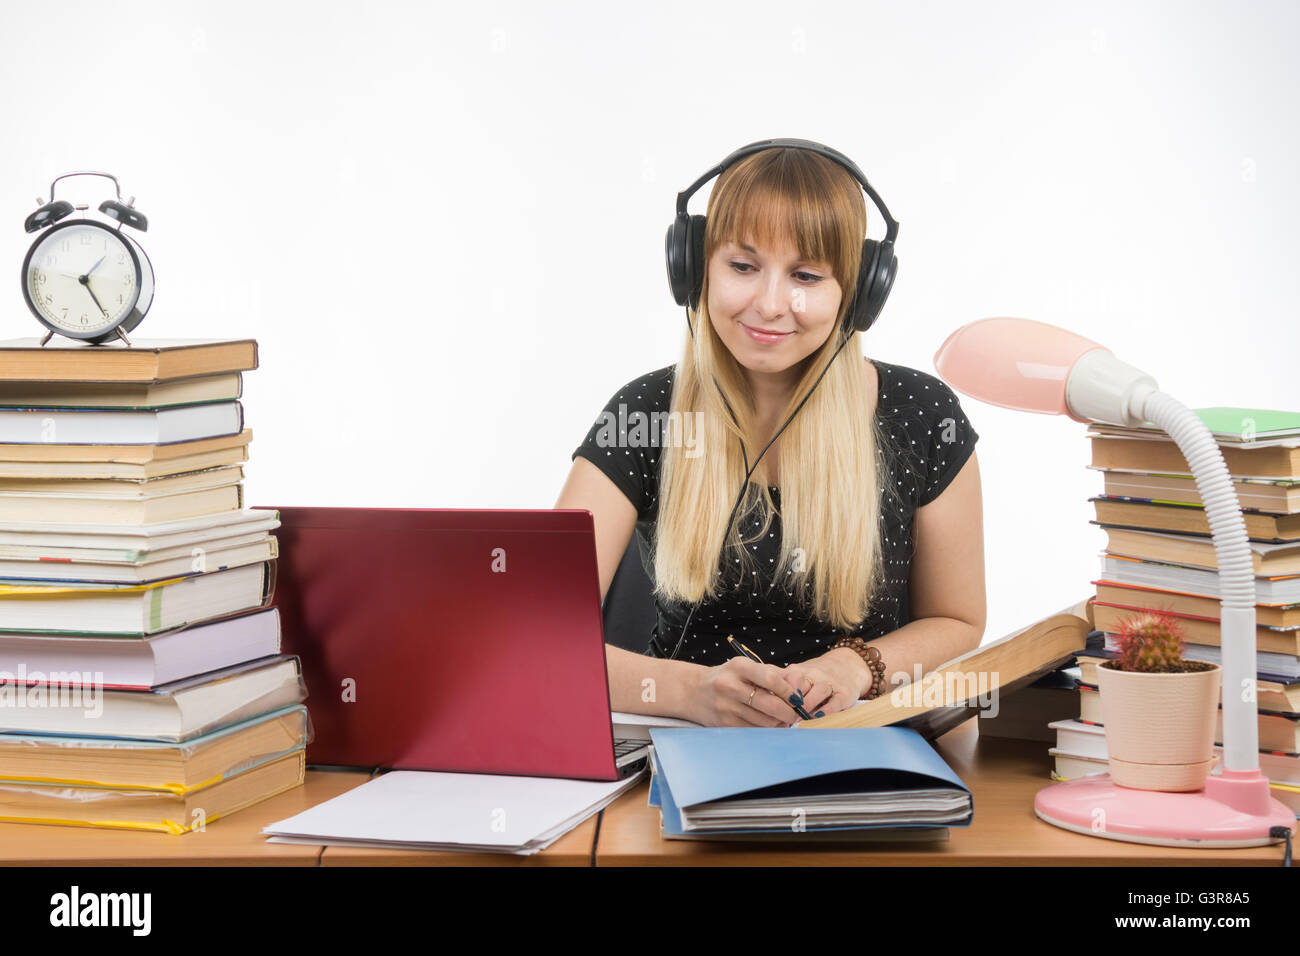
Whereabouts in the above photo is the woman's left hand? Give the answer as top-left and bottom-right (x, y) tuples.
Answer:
(780, 646), (874, 717)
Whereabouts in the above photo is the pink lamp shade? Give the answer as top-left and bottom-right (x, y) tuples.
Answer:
(933, 317), (1108, 424)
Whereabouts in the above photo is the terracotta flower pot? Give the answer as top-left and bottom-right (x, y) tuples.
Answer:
(1095, 662), (1221, 791)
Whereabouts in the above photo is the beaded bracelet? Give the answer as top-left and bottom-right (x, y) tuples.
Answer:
(831, 636), (886, 700)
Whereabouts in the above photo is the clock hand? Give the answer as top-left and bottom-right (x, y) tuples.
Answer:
(83, 256), (106, 278)
(79, 274), (109, 318)
(42, 269), (100, 285)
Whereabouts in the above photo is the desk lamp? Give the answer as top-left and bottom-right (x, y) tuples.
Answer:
(934, 317), (1295, 848)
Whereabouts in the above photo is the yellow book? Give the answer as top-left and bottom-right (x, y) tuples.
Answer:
(0, 705), (309, 791)
(0, 750), (304, 834)
(0, 373), (242, 409)
(0, 430), (251, 478)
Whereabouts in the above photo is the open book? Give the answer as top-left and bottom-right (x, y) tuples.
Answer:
(800, 598), (1094, 738)
(614, 598), (1094, 742)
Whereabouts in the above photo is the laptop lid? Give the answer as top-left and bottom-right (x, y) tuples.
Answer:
(265, 506), (623, 780)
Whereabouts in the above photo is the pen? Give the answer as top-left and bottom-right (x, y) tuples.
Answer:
(726, 635), (813, 721)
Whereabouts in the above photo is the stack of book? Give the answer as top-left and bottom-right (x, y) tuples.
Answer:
(1047, 405), (1300, 814)
(0, 338), (308, 834)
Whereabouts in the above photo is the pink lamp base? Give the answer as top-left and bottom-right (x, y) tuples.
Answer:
(1035, 770), (1295, 848)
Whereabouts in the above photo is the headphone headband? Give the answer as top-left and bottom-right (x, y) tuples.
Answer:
(664, 137), (899, 333)
(673, 138), (899, 246)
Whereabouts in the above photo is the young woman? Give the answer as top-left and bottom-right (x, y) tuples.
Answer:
(555, 143), (985, 727)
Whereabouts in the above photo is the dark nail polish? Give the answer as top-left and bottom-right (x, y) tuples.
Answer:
(788, 691), (804, 705)
(814, 710), (826, 718)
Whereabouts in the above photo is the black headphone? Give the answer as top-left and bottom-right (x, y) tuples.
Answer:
(650, 139), (901, 663)
(663, 137), (898, 335)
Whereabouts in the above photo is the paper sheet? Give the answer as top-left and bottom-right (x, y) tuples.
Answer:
(263, 768), (645, 853)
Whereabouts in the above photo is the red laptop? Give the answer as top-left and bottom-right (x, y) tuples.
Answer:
(266, 506), (649, 781)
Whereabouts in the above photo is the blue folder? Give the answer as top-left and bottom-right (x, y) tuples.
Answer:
(648, 726), (973, 837)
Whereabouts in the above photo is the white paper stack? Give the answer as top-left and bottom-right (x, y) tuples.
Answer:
(262, 768), (646, 855)
(610, 710), (700, 740)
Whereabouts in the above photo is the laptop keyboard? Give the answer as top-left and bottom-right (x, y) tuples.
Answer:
(613, 738), (647, 756)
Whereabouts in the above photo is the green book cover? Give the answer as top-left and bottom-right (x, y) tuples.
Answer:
(1134, 407), (1300, 441)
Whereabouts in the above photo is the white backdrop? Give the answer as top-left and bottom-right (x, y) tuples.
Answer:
(2, 0), (1296, 645)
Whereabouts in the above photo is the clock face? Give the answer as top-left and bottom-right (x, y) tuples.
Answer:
(22, 220), (141, 336)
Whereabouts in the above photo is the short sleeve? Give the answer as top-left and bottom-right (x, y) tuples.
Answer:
(916, 376), (979, 507)
(570, 367), (673, 522)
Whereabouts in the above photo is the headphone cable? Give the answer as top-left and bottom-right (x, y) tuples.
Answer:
(664, 307), (857, 661)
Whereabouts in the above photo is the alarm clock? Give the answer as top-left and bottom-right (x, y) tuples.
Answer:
(21, 171), (154, 346)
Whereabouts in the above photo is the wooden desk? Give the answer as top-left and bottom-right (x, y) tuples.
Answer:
(0, 723), (1288, 866)
(594, 719), (1288, 866)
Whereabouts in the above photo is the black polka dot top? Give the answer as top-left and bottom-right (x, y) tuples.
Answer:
(570, 357), (979, 668)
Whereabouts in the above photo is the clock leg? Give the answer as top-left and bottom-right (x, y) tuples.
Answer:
(115, 327), (132, 347)
(39, 331), (53, 347)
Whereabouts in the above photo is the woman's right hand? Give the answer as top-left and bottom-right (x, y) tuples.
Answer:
(685, 658), (804, 727)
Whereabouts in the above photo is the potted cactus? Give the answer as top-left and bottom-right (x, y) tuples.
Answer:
(1095, 610), (1221, 791)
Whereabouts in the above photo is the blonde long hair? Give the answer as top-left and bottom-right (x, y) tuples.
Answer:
(652, 147), (902, 632)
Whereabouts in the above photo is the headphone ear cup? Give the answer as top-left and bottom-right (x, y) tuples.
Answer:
(685, 214), (707, 311)
(848, 238), (897, 333)
(665, 217), (686, 306)
(23, 200), (74, 234)
(665, 213), (696, 307)
(847, 239), (881, 333)
(865, 240), (897, 329)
